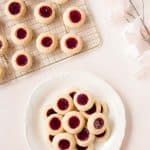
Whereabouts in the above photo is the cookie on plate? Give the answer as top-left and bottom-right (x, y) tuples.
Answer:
(53, 0), (68, 5)
(0, 36), (8, 55)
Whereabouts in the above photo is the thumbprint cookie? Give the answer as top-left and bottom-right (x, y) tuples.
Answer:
(11, 24), (33, 46)
(0, 36), (8, 55)
(36, 32), (58, 54)
(12, 50), (32, 72)
(63, 6), (86, 28)
(53, 0), (69, 5)
(74, 91), (94, 111)
(60, 33), (83, 55)
(62, 111), (85, 134)
(5, 0), (26, 20)
(76, 144), (94, 150)
(52, 133), (76, 150)
(34, 2), (56, 24)
(42, 104), (56, 118)
(87, 113), (108, 135)
(75, 128), (95, 147)
(100, 101), (109, 115)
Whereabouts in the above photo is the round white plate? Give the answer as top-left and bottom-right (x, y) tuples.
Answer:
(25, 71), (126, 150)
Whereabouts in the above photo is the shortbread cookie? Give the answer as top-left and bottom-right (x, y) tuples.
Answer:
(75, 128), (95, 147)
(48, 134), (55, 143)
(60, 33), (83, 55)
(36, 32), (58, 54)
(76, 144), (94, 150)
(0, 66), (5, 81)
(64, 88), (79, 99)
(96, 126), (111, 142)
(52, 133), (76, 150)
(53, 0), (68, 5)
(11, 24), (33, 46)
(5, 0), (26, 20)
(42, 104), (56, 118)
(12, 50), (32, 72)
(53, 95), (74, 115)
(100, 102), (109, 115)
(34, 2), (56, 24)
(63, 6), (86, 28)
(74, 91), (94, 111)
(47, 114), (63, 136)
(87, 113), (108, 135)
(62, 111), (85, 134)
(81, 100), (101, 119)
(0, 36), (8, 55)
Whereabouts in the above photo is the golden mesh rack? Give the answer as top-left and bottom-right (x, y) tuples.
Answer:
(0, 0), (102, 84)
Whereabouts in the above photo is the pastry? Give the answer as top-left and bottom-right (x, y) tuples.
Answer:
(5, 0), (26, 20)
(53, 0), (68, 5)
(12, 50), (32, 72)
(34, 2), (56, 24)
(46, 114), (63, 136)
(62, 111), (85, 134)
(53, 95), (74, 115)
(11, 24), (33, 46)
(42, 104), (56, 118)
(0, 36), (8, 55)
(75, 128), (95, 147)
(48, 134), (55, 143)
(52, 133), (76, 150)
(36, 32), (58, 54)
(63, 6), (86, 28)
(81, 100), (101, 119)
(0, 66), (5, 81)
(100, 101), (109, 115)
(60, 33), (83, 55)
(74, 91), (94, 111)
(64, 88), (79, 100)
(76, 144), (94, 150)
(87, 113), (108, 135)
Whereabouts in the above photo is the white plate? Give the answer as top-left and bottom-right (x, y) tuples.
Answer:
(25, 72), (126, 150)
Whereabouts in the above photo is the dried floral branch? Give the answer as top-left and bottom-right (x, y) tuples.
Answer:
(142, 0), (145, 21)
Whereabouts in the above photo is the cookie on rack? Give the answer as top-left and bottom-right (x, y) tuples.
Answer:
(34, 2), (56, 24)
(63, 6), (86, 28)
(5, 0), (27, 20)
(12, 50), (33, 72)
(53, 0), (69, 5)
(11, 23), (33, 46)
(36, 32), (58, 54)
(60, 33), (83, 55)
(0, 66), (5, 81)
(0, 36), (8, 55)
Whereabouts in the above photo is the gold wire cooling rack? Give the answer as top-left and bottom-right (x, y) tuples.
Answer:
(0, 0), (102, 84)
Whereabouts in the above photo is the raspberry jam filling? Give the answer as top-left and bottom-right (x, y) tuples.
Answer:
(57, 98), (69, 110)
(49, 135), (54, 142)
(49, 117), (61, 130)
(77, 94), (88, 105)
(59, 139), (70, 149)
(66, 37), (78, 49)
(39, 6), (52, 18)
(69, 116), (80, 129)
(46, 108), (56, 117)
(94, 118), (104, 129)
(69, 91), (76, 99)
(77, 128), (89, 141)
(9, 2), (21, 15)
(41, 37), (53, 47)
(69, 10), (81, 23)
(16, 28), (27, 39)
(0, 41), (3, 49)
(85, 104), (96, 115)
(76, 145), (88, 150)
(96, 130), (106, 138)
(16, 54), (28, 66)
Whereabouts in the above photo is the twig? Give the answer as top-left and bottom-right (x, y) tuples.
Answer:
(142, 0), (145, 22)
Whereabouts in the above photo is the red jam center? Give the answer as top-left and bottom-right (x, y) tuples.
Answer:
(0, 41), (3, 49)
(77, 128), (89, 141)
(9, 2), (21, 15)
(69, 116), (80, 129)
(59, 139), (70, 149)
(16, 55), (28, 66)
(94, 118), (104, 129)
(69, 10), (81, 23)
(69, 91), (76, 99)
(39, 6), (52, 18)
(41, 37), (52, 47)
(96, 130), (106, 138)
(49, 117), (61, 130)
(66, 37), (78, 49)
(77, 94), (88, 105)
(16, 28), (27, 39)
(57, 98), (69, 110)
(46, 108), (56, 117)
(76, 145), (88, 150)
(85, 104), (96, 115)
(49, 135), (54, 142)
